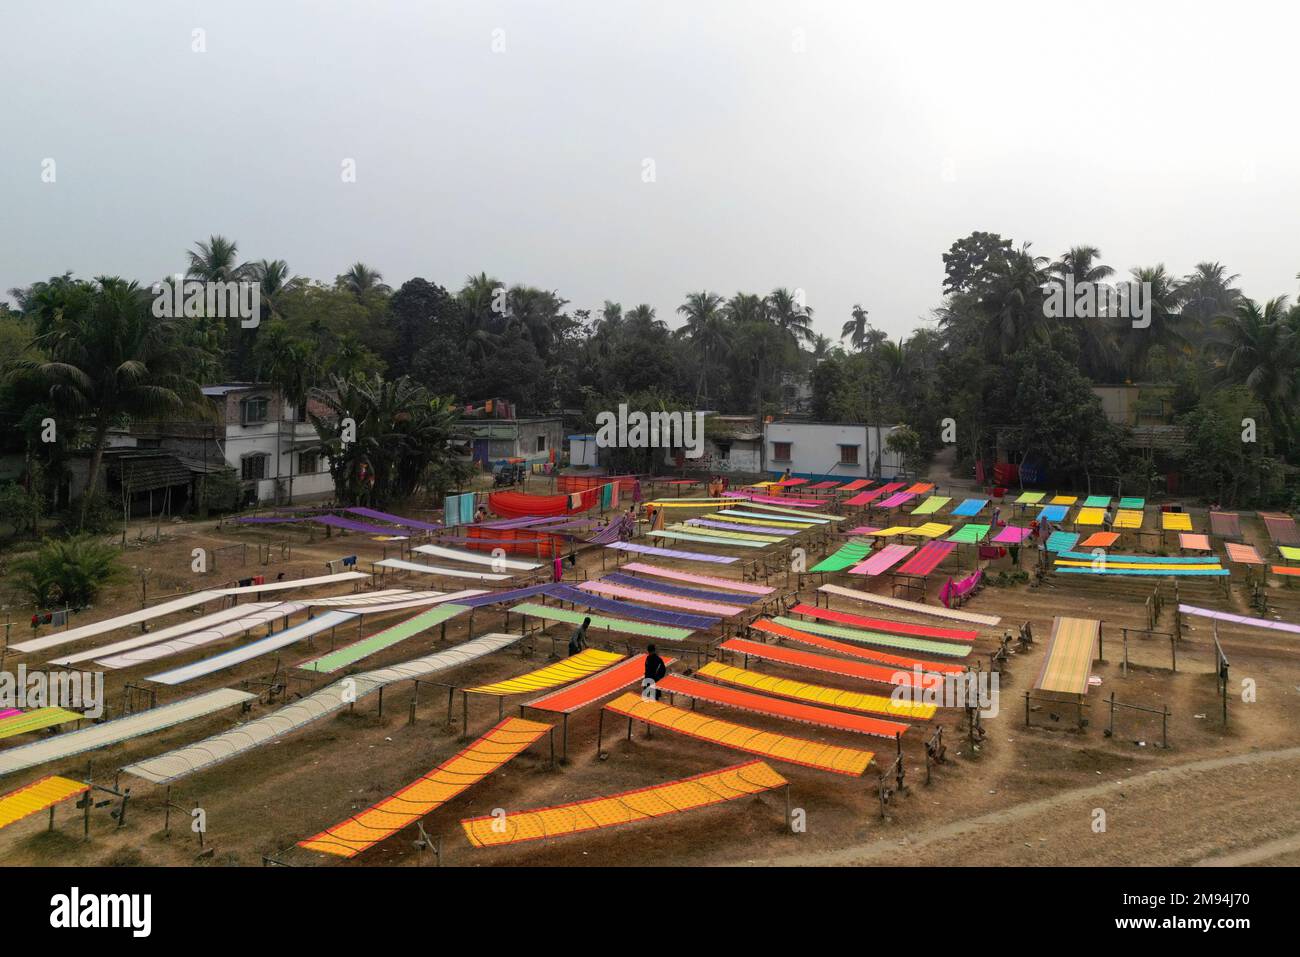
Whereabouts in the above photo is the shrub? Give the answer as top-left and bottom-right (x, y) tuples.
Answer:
(10, 535), (127, 609)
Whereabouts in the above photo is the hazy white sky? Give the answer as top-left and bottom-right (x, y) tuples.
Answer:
(4, 1), (1299, 343)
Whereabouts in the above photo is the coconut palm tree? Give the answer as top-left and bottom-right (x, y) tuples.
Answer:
(22, 278), (210, 526)
(1049, 245), (1114, 285)
(625, 303), (666, 333)
(1179, 262), (1242, 345)
(676, 291), (728, 402)
(186, 235), (247, 282)
(841, 304), (871, 351)
(765, 288), (814, 345)
(725, 293), (768, 326)
(1122, 265), (1186, 380)
(246, 259), (297, 319)
(1213, 296), (1297, 446)
(980, 243), (1051, 359)
(335, 262), (391, 298)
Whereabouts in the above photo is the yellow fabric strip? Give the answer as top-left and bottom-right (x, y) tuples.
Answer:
(0, 775), (88, 830)
(696, 661), (935, 720)
(298, 716), (550, 857)
(461, 760), (787, 848)
(603, 692), (874, 776)
(466, 649), (624, 696)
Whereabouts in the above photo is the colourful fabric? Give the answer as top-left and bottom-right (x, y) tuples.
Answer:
(939, 569), (982, 609)
(487, 490), (578, 518)
(1210, 511), (1241, 538)
(1161, 511), (1193, 532)
(1046, 531), (1079, 553)
(1079, 532), (1120, 548)
(895, 541), (956, 577)
(790, 602), (976, 641)
(911, 496), (951, 516)
(1082, 495), (1110, 508)
(769, 615), (970, 658)
(1015, 491), (1045, 505)
(1179, 533), (1212, 551)
(602, 692), (874, 776)
(510, 603), (693, 641)
(298, 717), (549, 857)
(617, 562), (772, 594)
(992, 525), (1032, 544)
(696, 661), (934, 721)
(1225, 542), (1264, 565)
(461, 760), (789, 848)
(811, 539), (876, 572)
(1114, 509), (1144, 529)
(1037, 505), (1070, 523)
(0, 776), (90, 831)
(1035, 617), (1100, 696)
(1118, 497), (1145, 509)
(657, 674), (911, 739)
(849, 544), (914, 576)
(947, 523), (990, 544)
(951, 498), (988, 517)
(1076, 507), (1106, 526)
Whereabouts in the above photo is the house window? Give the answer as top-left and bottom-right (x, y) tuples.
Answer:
(536, 435), (546, 453)
(772, 441), (792, 462)
(299, 451), (319, 474)
(838, 444), (860, 466)
(240, 396), (269, 426)
(715, 442), (731, 461)
(241, 453), (268, 481)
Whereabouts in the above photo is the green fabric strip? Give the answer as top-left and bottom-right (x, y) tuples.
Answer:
(771, 616), (971, 658)
(298, 604), (470, 673)
(510, 603), (693, 641)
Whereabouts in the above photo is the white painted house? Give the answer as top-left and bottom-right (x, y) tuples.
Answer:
(112, 383), (336, 507)
(763, 420), (905, 481)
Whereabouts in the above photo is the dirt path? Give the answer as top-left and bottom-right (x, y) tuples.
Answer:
(753, 745), (1300, 866)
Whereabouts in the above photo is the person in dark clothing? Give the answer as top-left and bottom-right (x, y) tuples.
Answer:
(643, 643), (667, 700)
(568, 617), (590, 656)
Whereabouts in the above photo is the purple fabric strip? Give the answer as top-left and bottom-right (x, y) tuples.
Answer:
(346, 507), (442, 531)
(602, 572), (758, 605)
(1178, 603), (1300, 635)
(313, 515), (404, 535)
(456, 584), (556, 608)
(607, 541), (738, 564)
(233, 516), (306, 524)
(545, 584), (716, 629)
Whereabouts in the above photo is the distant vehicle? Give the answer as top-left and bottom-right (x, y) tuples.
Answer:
(493, 464), (526, 487)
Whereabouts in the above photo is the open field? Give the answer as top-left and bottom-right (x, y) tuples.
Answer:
(2, 475), (1298, 868)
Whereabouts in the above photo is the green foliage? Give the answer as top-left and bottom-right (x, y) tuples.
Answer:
(311, 374), (472, 506)
(0, 482), (42, 536)
(10, 535), (127, 608)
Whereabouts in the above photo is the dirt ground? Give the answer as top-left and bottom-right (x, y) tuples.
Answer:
(1, 472), (1298, 868)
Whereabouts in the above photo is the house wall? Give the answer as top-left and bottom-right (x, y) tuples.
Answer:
(763, 422), (905, 480)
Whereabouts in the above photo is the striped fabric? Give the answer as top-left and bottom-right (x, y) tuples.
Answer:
(1034, 617), (1099, 695)
(467, 649), (625, 696)
(462, 760), (788, 848)
(1225, 542), (1264, 565)
(617, 562), (771, 593)
(850, 544), (914, 576)
(950, 498), (988, 517)
(1161, 511), (1193, 532)
(602, 693), (874, 776)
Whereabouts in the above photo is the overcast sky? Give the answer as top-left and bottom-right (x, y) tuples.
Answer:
(5, 1), (1299, 343)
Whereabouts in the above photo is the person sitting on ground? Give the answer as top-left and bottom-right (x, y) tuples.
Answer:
(643, 643), (667, 699)
(568, 616), (590, 657)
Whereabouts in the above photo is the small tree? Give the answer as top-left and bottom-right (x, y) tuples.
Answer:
(11, 535), (126, 608)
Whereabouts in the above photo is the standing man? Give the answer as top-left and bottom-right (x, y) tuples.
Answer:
(643, 644), (667, 700)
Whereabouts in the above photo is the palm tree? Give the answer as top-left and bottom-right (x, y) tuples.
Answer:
(980, 243), (1051, 358)
(1122, 265), (1186, 380)
(260, 326), (320, 503)
(841, 304), (871, 350)
(246, 259), (296, 320)
(1050, 245), (1114, 285)
(505, 286), (569, 360)
(1179, 262), (1242, 344)
(1214, 296), (1297, 445)
(808, 333), (834, 361)
(336, 262), (391, 298)
(625, 304), (666, 333)
(23, 278), (210, 526)
(765, 288), (814, 345)
(725, 293), (768, 326)
(676, 291), (728, 402)
(186, 235), (246, 282)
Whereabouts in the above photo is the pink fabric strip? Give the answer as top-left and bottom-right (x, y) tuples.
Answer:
(619, 562), (775, 594)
